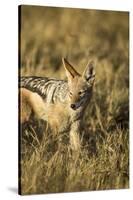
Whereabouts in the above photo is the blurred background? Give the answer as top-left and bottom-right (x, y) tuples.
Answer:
(20, 5), (129, 78)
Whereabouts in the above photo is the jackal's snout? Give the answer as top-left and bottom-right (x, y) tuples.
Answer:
(71, 103), (76, 110)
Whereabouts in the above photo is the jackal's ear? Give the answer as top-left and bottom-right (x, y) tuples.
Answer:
(62, 58), (80, 80)
(83, 61), (95, 85)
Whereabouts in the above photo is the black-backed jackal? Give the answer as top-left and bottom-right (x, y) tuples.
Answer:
(20, 58), (95, 150)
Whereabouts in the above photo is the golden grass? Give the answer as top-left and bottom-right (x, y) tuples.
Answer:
(19, 5), (129, 194)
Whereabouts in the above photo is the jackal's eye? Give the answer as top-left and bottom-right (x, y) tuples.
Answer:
(78, 91), (82, 95)
(79, 90), (86, 97)
(69, 92), (73, 96)
(79, 91), (85, 96)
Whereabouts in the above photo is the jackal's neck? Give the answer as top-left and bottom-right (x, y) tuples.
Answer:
(55, 81), (69, 103)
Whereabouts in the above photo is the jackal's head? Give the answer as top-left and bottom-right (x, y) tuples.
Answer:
(62, 58), (95, 110)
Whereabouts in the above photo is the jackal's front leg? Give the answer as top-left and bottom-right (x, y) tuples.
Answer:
(70, 120), (81, 151)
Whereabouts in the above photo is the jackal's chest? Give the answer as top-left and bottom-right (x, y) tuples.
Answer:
(38, 102), (72, 132)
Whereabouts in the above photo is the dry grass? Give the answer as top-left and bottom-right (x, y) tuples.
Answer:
(19, 5), (129, 195)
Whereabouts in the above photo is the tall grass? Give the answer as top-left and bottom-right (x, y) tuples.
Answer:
(19, 5), (129, 194)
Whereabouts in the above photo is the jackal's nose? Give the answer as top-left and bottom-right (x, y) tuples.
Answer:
(71, 104), (76, 109)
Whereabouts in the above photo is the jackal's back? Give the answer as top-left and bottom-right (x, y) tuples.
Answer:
(20, 76), (69, 103)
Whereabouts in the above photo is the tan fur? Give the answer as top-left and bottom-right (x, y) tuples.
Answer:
(20, 88), (33, 123)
